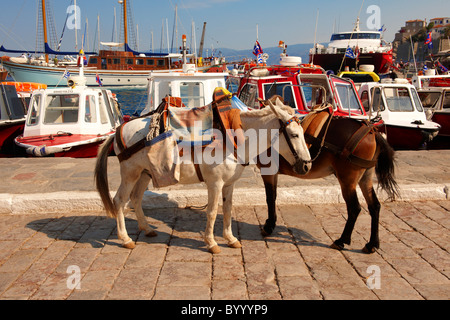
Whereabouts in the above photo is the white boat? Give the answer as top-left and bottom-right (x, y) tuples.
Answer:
(14, 63), (124, 157)
(359, 79), (441, 149)
(140, 35), (228, 114)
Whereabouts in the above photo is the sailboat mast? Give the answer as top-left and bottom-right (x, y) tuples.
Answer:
(123, 0), (128, 50)
(41, 0), (49, 63)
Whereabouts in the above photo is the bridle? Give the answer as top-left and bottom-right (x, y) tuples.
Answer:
(278, 116), (311, 165)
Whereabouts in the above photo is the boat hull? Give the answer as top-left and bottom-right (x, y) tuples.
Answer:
(0, 120), (25, 156)
(379, 123), (440, 150)
(15, 133), (113, 158)
(309, 52), (392, 74)
(2, 61), (151, 87)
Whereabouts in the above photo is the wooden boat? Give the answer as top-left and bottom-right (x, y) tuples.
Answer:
(359, 79), (441, 149)
(14, 63), (124, 157)
(1, 0), (226, 87)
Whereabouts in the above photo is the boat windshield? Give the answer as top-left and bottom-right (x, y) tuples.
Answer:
(383, 87), (416, 112)
(330, 33), (381, 41)
(44, 94), (79, 124)
(263, 82), (296, 109)
(180, 82), (205, 108)
(0, 84), (26, 120)
(335, 83), (361, 111)
(418, 91), (443, 109)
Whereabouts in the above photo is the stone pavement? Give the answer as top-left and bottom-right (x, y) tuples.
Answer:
(0, 149), (449, 301)
(0, 201), (449, 300)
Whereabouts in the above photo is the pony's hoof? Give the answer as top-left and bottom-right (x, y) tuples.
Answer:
(208, 245), (221, 254)
(330, 242), (344, 251)
(123, 240), (136, 249)
(228, 240), (242, 249)
(362, 244), (377, 254)
(145, 230), (158, 238)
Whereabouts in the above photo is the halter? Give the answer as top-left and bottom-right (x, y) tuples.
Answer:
(278, 116), (309, 165)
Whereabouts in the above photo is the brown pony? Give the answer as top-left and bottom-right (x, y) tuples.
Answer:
(259, 104), (399, 254)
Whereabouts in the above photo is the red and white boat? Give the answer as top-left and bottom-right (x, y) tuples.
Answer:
(14, 63), (124, 158)
(309, 18), (392, 75)
(230, 49), (368, 119)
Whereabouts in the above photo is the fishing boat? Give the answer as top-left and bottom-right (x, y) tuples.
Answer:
(1, 0), (225, 87)
(414, 75), (450, 148)
(140, 35), (228, 114)
(310, 18), (392, 75)
(358, 79), (440, 149)
(0, 83), (29, 156)
(230, 43), (367, 119)
(14, 62), (124, 157)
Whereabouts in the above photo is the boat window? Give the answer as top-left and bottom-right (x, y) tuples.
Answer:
(126, 59), (133, 65)
(180, 82), (205, 108)
(157, 59), (165, 66)
(99, 94), (110, 125)
(44, 94), (79, 124)
(371, 87), (385, 113)
(383, 87), (414, 112)
(100, 90), (119, 126)
(113, 58), (120, 65)
(444, 92), (450, 110)
(411, 88), (424, 112)
(360, 90), (370, 112)
(418, 91), (441, 109)
(238, 83), (259, 109)
(335, 83), (361, 111)
(263, 82), (296, 109)
(84, 95), (97, 123)
(89, 57), (98, 65)
(136, 59), (145, 65)
(330, 33), (381, 41)
(26, 94), (41, 126)
(147, 59), (155, 66)
(0, 84), (26, 120)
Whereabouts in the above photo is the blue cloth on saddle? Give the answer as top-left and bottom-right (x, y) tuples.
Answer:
(167, 104), (214, 146)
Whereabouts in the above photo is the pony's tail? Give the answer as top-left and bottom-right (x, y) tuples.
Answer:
(375, 133), (400, 201)
(94, 135), (117, 218)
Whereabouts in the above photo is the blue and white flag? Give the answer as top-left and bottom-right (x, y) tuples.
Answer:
(253, 40), (263, 56)
(63, 70), (71, 79)
(345, 47), (356, 59)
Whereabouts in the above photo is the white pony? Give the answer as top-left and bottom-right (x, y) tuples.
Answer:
(95, 99), (311, 253)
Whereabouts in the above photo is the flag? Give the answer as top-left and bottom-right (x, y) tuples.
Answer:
(253, 40), (263, 56)
(345, 47), (356, 59)
(436, 61), (449, 73)
(425, 32), (433, 49)
(63, 70), (71, 79)
(378, 25), (386, 32)
(96, 74), (103, 86)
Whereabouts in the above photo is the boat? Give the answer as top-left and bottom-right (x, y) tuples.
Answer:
(310, 18), (393, 75)
(0, 83), (29, 156)
(14, 61), (124, 158)
(1, 0), (226, 88)
(414, 74), (450, 148)
(358, 78), (441, 150)
(140, 35), (228, 114)
(230, 42), (368, 119)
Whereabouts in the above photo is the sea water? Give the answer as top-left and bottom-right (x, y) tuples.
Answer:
(111, 88), (148, 117)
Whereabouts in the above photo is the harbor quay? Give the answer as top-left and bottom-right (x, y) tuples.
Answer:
(0, 149), (448, 301)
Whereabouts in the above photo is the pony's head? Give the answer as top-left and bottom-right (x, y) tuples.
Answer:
(267, 98), (311, 175)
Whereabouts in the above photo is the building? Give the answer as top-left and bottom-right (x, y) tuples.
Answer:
(394, 19), (427, 43)
(430, 17), (450, 40)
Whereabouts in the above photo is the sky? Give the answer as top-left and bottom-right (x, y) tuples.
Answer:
(0, 0), (449, 56)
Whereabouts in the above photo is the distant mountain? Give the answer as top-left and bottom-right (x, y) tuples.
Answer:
(214, 43), (316, 65)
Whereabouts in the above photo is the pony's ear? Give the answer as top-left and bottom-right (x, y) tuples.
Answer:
(268, 99), (282, 119)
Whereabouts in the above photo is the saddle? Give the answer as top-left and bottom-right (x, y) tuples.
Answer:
(114, 88), (244, 182)
(301, 105), (380, 168)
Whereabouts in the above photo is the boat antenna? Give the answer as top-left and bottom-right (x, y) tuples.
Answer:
(338, 0), (365, 73)
(311, 9), (319, 66)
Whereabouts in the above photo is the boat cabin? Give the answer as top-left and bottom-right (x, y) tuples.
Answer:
(24, 87), (122, 137)
(418, 87), (450, 138)
(233, 65), (367, 118)
(88, 50), (172, 71)
(0, 84), (27, 123)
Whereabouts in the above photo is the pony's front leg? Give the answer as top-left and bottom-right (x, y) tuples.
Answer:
(130, 173), (157, 237)
(222, 184), (241, 249)
(204, 182), (223, 254)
